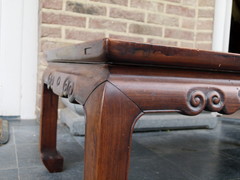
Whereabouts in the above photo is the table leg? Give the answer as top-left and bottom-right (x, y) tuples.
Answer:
(84, 82), (142, 180)
(40, 84), (63, 172)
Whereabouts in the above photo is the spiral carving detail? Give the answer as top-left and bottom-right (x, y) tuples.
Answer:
(185, 89), (224, 115)
(62, 78), (75, 102)
(188, 90), (206, 115)
(47, 73), (54, 89)
(206, 91), (224, 111)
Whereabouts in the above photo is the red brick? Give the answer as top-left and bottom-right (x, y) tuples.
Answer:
(131, 0), (164, 12)
(182, 0), (197, 6)
(109, 34), (144, 43)
(148, 13), (179, 27)
(162, 0), (181, 3)
(197, 20), (213, 30)
(182, 19), (195, 29)
(38, 52), (47, 66)
(42, 12), (86, 27)
(198, 9), (214, 18)
(196, 43), (212, 50)
(41, 26), (61, 38)
(41, 40), (73, 52)
(90, 0), (127, 6)
(147, 38), (178, 46)
(110, 8), (145, 22)
(129, 24), (162, 36)
(196, 32), (212, 41)
(166, 4), (195, 17)
(89, 18), (127, 32)
(180, 42), (194, 48)
(165, 28), (194, 41)
(198, 0), (215, 7)
(65, 29), (106, 41)
(66, 1), (107, 16)
(42, 0), (63, 10)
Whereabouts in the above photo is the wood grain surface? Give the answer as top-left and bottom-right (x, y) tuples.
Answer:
(40, 38), (240, 179)
(46, 38), (240, 72)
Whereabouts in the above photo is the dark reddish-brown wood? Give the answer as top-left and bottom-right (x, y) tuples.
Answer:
(40, 38), (240, 179)
(46, 38), (240, 72)
(40, 84), (63, 172)
(84, 82), (142, 180)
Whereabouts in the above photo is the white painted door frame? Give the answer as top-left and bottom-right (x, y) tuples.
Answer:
(20, 0), (39, 119)
(212, 0), (233, 52)
(0, 0), (38, 119)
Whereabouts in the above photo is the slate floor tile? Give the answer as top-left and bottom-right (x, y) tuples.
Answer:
(57, 142), (84, 164)
(13, 126), (39, 145)
(3, 118), (240, 179)
(129, 141), (197, 180)
(0, 169), (19, 180)
(16, 143), (42, 168)
(19, 162), (83, 180)
(0, 144), (17, 170)
(161, 151), (240, 180)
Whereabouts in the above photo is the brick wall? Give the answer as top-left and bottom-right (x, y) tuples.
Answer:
(37, 0), (216, 118)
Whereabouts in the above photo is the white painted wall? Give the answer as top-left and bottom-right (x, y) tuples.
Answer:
(212, 0), (233, 52)
(0, 0), (38, 119)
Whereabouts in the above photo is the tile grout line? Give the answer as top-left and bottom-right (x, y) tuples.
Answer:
(12, 127), (20, 180)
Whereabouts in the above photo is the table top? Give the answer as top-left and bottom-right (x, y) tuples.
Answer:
(46, 38), (240, 72)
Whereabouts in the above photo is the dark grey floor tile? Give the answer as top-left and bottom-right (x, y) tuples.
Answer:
(19, 162), (83, 180)
(133, 126), (240, 157)
(4, 119), (240, 180)
(129, 141), (197, 180)
(19, 166), (64, 180)
(219, 148), (240, 160)
(13, 126), (39, 145)
(160, 150), (240, 180)
(131, 121), (240, 180)
(0, 169), (18, 180)
(57, 142), (84, 165)
(61, 162), (83, 179)
(131, 141), (160, 158)
(0, 144), (17, 170)
(129, 156), (197, 180)
(16, 143), (42, 168)
(133, 132), (191, 155)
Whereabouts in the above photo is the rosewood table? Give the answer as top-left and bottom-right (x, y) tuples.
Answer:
(40, 38), (240, 180)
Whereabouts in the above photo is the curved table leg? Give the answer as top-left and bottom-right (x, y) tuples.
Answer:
(40, 84), (63, 172)
(84, 82), (142, 180)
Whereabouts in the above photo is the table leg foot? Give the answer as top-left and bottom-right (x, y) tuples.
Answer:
(41, 150), (63, 172)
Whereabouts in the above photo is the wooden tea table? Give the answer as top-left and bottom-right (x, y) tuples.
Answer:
(40, 38), (240, 180)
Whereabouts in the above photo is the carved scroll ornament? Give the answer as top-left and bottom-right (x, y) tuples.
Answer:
(46, 72), (76, 103)
(186, 89), (224, 115)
